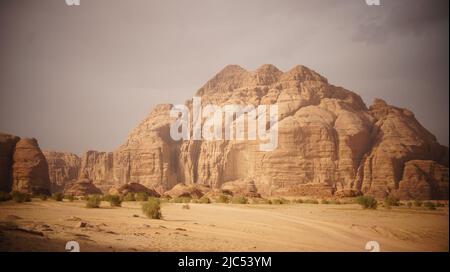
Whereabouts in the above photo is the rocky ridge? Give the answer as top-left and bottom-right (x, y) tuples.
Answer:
(1, 64), (448, 200)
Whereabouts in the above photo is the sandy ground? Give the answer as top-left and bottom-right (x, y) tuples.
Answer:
(0, 200), (448, 252)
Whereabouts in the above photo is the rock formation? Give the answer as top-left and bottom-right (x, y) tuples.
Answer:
(64, 178), (102, 196)
(43, 151), (81, 192)
(11, 138), (51, 195)
(109, 182), (160, 197)
(396, 160), (449, 200)
(37, 64), (450, 199)
(0, 133), (20, 192)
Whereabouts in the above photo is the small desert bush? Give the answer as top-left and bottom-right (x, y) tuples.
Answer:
(38, 194), (48, 201)
(304, 199), (319, 204)
(199, 196), (211, 204)
(329, 199), (341, 205)
(271, 198), (290, 205)
(356, 196), (378, 209)
(51, 192), (64, 202)
(135, 192), (149, 202)
(64, 195), (75, 202)
(321, 199), (330, 204)
(413, 199), (423, 207)
(406, 201), (412, 208)
(142, 197), (162, 219)
(0, 192), (11, 202)
(172, 197), (191, 203)
(182, 203), (190, 210)
(252, 198), (272, 204)
(293, 199), (304, 204)
(123, 192), (136, 202)
(231, 196), (248, 204)
(216, 194), (229, 203)
(109, 195), (122, 207)
(11, 191), (31, 203)
(102, 194), (113, 202)
(384, 196), (400, 208)
(85, 195), (101, 208)
(423, 201), (437, 210)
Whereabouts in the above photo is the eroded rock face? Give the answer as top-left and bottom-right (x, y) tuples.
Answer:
(44, 64), (449, 199)
(43, 151), (81, 193)
(0, 133), (20, 192)
(357, 99), (449, 198)
(12, 138), (51, 195)
(396, 160), (449, 200)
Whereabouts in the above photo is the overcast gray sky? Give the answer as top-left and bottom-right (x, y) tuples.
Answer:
(0, 0), (448, 155)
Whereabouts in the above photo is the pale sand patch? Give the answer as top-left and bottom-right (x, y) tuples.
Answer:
(0, 200), (447, 252)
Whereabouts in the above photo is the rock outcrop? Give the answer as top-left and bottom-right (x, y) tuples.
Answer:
(43, 151), (81, 193)
(109, 182), (160, 197)
(0, 133), (20, 192)
(12, 138), (51, 195)
(396, 160), (449, 200)
(64, 178), (102, 196)
(41, 64), (449, 199)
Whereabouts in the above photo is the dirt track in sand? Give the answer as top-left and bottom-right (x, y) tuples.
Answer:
(0, 200), (448, 252)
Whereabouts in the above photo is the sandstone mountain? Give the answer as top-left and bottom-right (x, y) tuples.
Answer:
(1, 64), (448, 200)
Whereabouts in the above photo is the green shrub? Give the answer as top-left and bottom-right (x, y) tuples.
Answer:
(123, 192), (136, 202)
(109, 195), (122, 207)
(321, 199), (330, 204)
(86, 195), (101, 208)
(217, 194), (229, 203)
(231, 196), (248, 204)
(51, 192), (64, 201)
(11, 191), (31, 203)
(190, 198), (199, 203)
(0, 192), (11, 202)
(199, 196), (211, 204)
(64, 195), (75, 202)
(356, 196), (378, 209)
(142, 197), (162, 219)
(304, 199), (319, 204)
(135, 192), (149, 201)
(384, 196), (400, 208)
(293, 199), (303, 204)
(413, 199), (423, 207)
(423, 201), (437, 210)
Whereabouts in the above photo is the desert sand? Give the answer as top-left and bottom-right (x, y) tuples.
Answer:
(0, 200), (448, 252)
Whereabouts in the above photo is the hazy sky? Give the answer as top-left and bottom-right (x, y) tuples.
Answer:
(0, 0), (448, 155)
